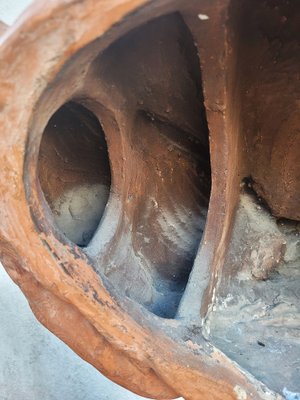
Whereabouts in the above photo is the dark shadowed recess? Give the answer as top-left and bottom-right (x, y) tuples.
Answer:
(38, 102), (111, 247)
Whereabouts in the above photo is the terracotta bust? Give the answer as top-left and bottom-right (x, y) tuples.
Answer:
(0, 1), (299, 399)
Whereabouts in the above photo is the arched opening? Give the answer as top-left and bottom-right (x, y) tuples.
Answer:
(38, 102), (111, 247)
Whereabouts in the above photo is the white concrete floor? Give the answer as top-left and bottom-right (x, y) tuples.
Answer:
(0, 0), (32, 25)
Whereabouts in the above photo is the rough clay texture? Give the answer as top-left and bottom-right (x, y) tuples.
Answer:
(0, 0), (299, 399)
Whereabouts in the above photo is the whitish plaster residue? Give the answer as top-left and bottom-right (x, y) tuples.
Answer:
(207, 193), (300, 394)
(157, 205), (205, 253)
(52, 183), (109, 246)
(234, 385), (247, 400)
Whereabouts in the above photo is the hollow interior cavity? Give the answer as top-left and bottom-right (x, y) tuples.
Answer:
(38, 102), (111, 247)
(37, 12), (211, 318)
(86, 13), (211, 317)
